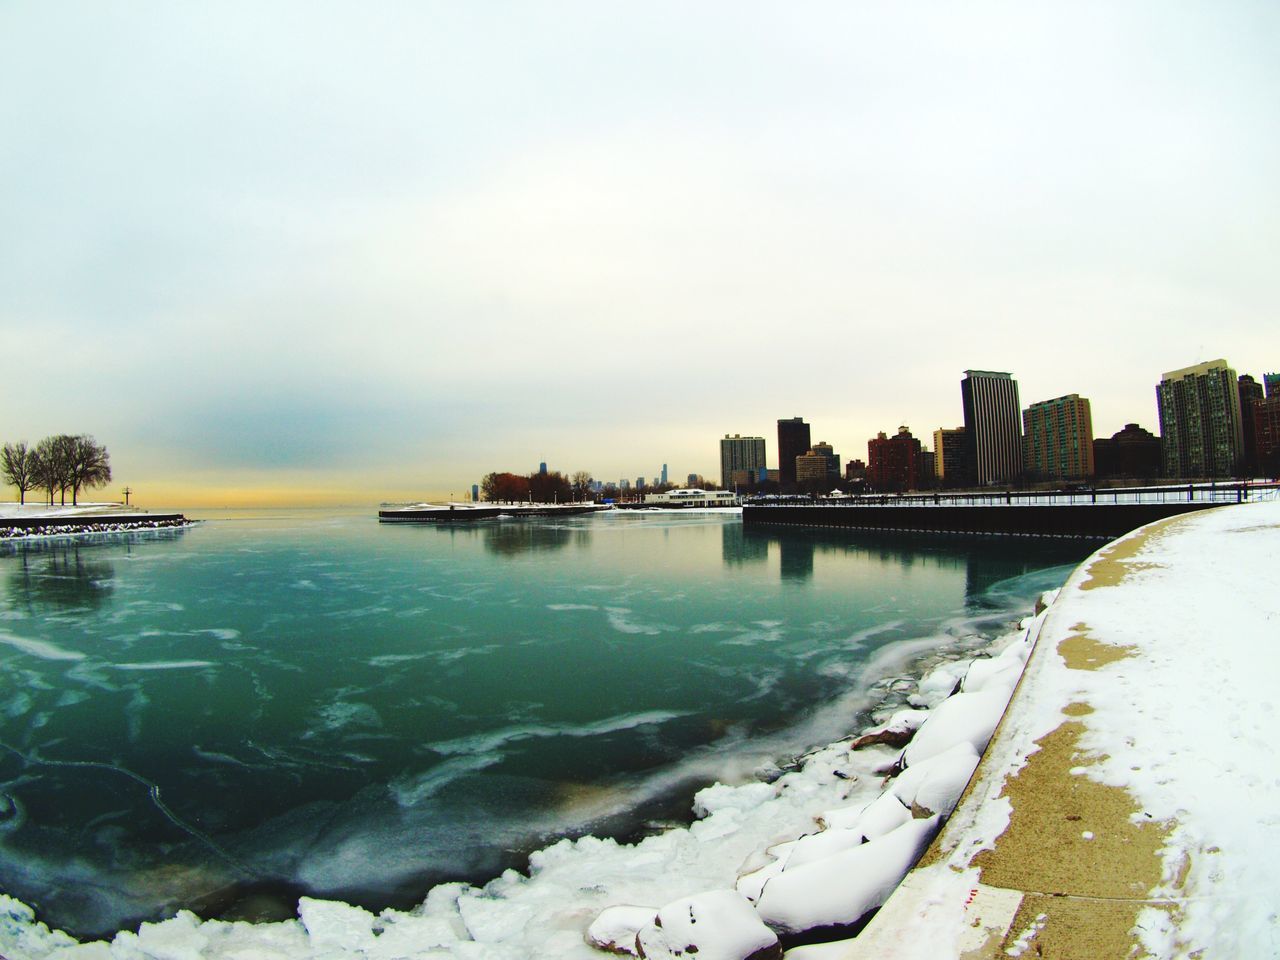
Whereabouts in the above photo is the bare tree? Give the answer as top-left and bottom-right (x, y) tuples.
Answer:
(570, 470), (593, 501)
(1, 441), (38, 505)
(69, 435), (111, 505)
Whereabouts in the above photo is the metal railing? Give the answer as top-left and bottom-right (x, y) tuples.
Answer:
(745, 482), (1279, 509)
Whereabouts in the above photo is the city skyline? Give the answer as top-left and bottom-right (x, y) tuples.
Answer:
(2, 4), (1278, 506)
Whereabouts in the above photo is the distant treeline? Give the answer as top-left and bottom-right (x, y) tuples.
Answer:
(2, 435), (112, 506)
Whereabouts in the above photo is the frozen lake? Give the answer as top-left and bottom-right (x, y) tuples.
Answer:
(0, 509), (1090, 939)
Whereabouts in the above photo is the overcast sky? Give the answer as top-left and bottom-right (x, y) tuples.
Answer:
(2, 2), (1276, 505)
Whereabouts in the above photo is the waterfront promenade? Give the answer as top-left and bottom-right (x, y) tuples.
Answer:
(812, 497), (1280, 959)
(744, 483), (1272, 539)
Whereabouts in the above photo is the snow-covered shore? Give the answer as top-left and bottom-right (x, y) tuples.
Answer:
(842, 498), (1280, 959)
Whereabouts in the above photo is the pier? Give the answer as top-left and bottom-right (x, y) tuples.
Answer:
(742, 483), (1273, 539)
(377, 502), (608, 523)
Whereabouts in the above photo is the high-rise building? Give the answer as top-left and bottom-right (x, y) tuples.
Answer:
(868, 427), (923, 492)
(1239, 375), (1265, 476)
(932, 427), (968, 488)
(539, 461), (548, 475)
(1093, 423), (1162, 480)
(777, 417), (811, 491)
(1254, 397), (1280, 476)
(1022, 394), (1095, 481)
(661, 464), (668, 485)
(1265, 373), (1280, 399)
(795, 442), (840, 487)
(720, 434), (767, 489)
(1156, 360), (1244, 478)
(961, 371), (1023, 485)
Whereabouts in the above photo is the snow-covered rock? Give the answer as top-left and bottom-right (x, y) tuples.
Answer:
(587, 905), (656, 955)
(959, 654), (1023, 694)
(901, 688), (1012, 768)
(889, 741), (981, 817)
(753, 816), (940, 936)
(816, 789), (913, 837)
(848, 708), (930, 749)
(635, 890), (780, 960)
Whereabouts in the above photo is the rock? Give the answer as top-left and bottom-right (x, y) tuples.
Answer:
(636, 890), (781, 960)
(587, 905), (657, 955)
(754, 817), (940, 938)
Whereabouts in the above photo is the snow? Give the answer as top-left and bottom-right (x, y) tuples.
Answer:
(850, 499), (1280, 958)
(0, 503), (128, 520)
(753, 816), (940, 935)
(635, 890), (778, 960)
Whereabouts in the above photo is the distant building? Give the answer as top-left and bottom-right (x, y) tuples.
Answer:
(932, 427), (968, 488)
(1093, 423), (1162, 480)
(687, 473), (699, 487)
(661, 464), (669, 485)
(539, 461), (547, 475)
(637, 477), (645, 489)
(1156, 360), (1244, 478)
(720, 434), (767, 489)
(795, 442), (840, 487)
(777, 417), (811, 491)
(620, 479), (631, 491)
(1265, 372), (1280, 399)
(1022, 394), (1095, 481)
(845, 459), (867, 482)
(471, 484), (480, 502)
(1253, 397), (1280, 477)
(920, 449), (936, 487)
(868, 426), (923, 492)
(961, 371), (1023, 485)
(643, 488), (739, 508)
(1239, 375), (1265, 475)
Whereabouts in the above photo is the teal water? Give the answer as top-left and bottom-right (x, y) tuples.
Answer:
(0, 510), (1091, 938)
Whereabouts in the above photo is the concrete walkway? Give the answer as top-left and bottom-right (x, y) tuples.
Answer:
(820, 500), (1280, 959)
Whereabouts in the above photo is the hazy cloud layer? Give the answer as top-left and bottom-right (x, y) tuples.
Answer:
(2, 2), (1277, 501)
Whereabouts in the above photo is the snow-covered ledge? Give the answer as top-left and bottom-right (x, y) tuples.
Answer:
(833, 499), (1280, 960)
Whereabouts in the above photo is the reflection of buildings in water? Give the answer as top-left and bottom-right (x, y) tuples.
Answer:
(4, 543), (116, 612)
(480, 522), (583, 556)
(722, 523), (769, 567)
(778, 536), (815, 583)
(744, 527), (1091, 598)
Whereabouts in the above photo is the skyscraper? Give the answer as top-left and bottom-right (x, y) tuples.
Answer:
(660, 463), (668, 485)
(1093, 424), (1162, 480)
(1156, 360), (1244, 478)
(961, 371), (1023, 485)
(1022, 394), (1095, 480)
(1265, 372), (1280, 399)
(1239, 375), (1265, 476)
(932, 427), (968, 488)
(720, 434), (767, 489)
(777, 417), (811, 491)
(795, 442), (840, 488)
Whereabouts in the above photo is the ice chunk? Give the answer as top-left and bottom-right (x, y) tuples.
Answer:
(298, 898), (376, 951)
(586, 904), (655, 955)
(754, 817), (940, 936)
(458, 894), (534, 942)
(902, 689), (1011, 768)
(890, 741), (980, 808)
(692, 780), (776, 819)
(636, 890), (780, 960)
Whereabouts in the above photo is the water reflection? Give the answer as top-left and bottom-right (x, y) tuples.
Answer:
(3, 543), (116, 612)
(720, 523), (767, 567)
(736, 526), (1093, 600)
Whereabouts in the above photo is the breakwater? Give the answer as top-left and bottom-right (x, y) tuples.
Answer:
(378, 503), (606, 522)
(743, 485), (1263, 539)
(0, 514), (189, 539)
